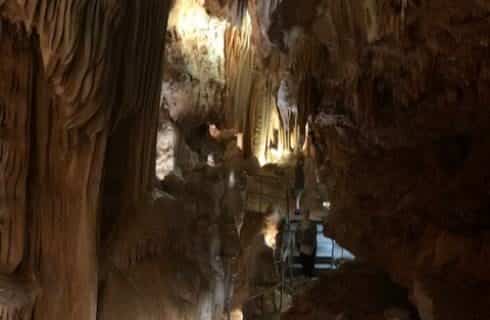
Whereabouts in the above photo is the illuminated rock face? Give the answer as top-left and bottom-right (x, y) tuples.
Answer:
(162, 0), (315, 167)
(162, 0), (227, 125)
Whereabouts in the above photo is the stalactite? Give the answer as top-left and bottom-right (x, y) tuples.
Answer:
(224, 11), (255, 133)
(289, 35), (329, 140)
(248, 75), (284, 165)
(223, 8), (298, 165)
(228, 0), (249, 27)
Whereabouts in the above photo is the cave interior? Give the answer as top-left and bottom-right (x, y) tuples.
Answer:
(0, 0), (489, 319)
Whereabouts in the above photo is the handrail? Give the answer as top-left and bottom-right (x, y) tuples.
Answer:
(246, 192), (286, 200)
(243, 170), (353, 317)
(244, 170), (293, 314)
(246, 173), (284, 180)
(245, 172), (289, 213)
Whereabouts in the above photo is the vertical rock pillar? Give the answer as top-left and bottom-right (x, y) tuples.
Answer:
(0, 1), (171, 319)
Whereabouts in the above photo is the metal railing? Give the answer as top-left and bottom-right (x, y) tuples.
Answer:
(243, 172), (354, 316)
(245, 172), (292, 314)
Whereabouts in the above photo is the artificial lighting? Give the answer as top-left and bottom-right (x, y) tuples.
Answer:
(209, 124), (220, 139)
(323, 201), (331, 209)
(207, 154), (216, 167)
(264, 227), (278, 249)
(230, 309), (244, 320)
(236, 132), (244, 150)
(264, 229), (278, 249)
(263, 210), (280, 249)
(228, 170), (236, 188)
(270, 148), (290, 161)
(270, 147), (281, 158)
(258, 154), (267, 167)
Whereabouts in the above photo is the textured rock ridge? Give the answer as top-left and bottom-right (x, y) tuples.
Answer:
(0, 1), (171, 319)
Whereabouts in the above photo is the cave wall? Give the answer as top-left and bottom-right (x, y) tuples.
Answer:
(283, 262), (415, 320)
(0, 1), (171, 319)
(251, 0), (490, 318)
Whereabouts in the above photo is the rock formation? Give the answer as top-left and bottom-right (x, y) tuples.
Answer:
(253, 0), (490, 318)
(0, 1), (171, 319)
(283, 262), (416, 320)
(1, 0), (489, 319)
